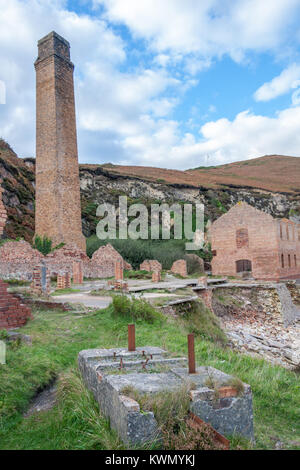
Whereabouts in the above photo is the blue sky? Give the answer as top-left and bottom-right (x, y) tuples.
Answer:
(1, 0), (300, 169)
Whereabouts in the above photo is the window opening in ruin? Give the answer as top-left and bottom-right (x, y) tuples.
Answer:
(236, 259), (252, 273)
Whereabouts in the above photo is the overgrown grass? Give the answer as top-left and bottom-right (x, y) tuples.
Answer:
(51, 288), (81, 296)
(112, 295), (164, 324)
(121, 384), (219, 450)
(124, 269), (152, 280)
(179, 299), (228, 346)
(0, 303), (299, 450)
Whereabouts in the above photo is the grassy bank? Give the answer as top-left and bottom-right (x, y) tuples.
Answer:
(0, 303), (299, 450)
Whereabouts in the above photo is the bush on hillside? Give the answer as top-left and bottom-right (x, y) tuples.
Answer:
(112, 295), (163, 324)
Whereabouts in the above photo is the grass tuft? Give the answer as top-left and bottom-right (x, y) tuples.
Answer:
(121, 384), (219, 450)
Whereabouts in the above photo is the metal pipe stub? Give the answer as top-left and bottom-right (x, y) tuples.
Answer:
(128, 324), (136, 351)
(188, 334), (196, 374)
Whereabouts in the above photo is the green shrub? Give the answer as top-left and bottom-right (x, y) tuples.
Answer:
(112, 296), (163, 323)
(5, 279), (30, 287)
(86, 236), (209, 270)
(33, 235), (52, 255)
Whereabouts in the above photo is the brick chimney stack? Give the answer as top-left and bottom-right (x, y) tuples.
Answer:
(34, 32), (86, 252)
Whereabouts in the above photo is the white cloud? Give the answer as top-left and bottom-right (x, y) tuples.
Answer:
(0, 80), (6, 104)
(292, 88), (300, 105)
(0, 0), (189, 164)
(96, 0), (300, 61)
(254, 63), (300, 101)
(168, 107), (300, 168)
(1, 0), (300, 172)
(96, 106), (300, 170)
(0, 0), (126, 156)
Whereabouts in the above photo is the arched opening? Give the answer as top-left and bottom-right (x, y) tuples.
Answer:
(236, 259), (252, 273)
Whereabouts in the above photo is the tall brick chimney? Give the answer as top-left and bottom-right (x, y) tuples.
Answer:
(34, 31), (86, 252)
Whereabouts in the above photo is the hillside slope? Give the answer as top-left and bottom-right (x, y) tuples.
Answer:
(86, 154), (300, 193)
(1, 139), (300, 241)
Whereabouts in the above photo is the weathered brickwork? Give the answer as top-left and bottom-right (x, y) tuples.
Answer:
(0, 240), (42, 280)
(72, 260), (83, 284)
(211, 202), (300, 281)
(34, 32), (85, 252)
(0, 183), (7, 237)
(196, 289), (213, 311)
(171, 259), (188, 277)
(91, 243), (132, 274)
(46, 243), (89, 276)
(0, 241), (131, 281)
(152, 271), (161, 282)
(0, 280), (32, 329)
(140, 260), (162, 272)
(31, 265), (51, 295)
(114, 260), (124, 281)
(57, 272), (71, 290)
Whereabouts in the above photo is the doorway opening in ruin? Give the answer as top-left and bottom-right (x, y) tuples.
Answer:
(236, 259), (252, 274)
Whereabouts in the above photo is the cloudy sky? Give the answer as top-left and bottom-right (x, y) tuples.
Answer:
(1, 0), (300, 169)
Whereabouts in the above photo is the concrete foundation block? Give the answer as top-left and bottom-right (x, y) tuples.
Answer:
(78, 348), (255, 446)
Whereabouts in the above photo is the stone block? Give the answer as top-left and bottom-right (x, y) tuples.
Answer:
(78, 348), (254, 446)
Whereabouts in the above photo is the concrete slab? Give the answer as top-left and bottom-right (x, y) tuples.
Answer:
(78, 346), (254, 446)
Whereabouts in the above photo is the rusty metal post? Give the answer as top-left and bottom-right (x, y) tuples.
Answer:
(188, 334), (196, 374)
(128, 324), (136, 351)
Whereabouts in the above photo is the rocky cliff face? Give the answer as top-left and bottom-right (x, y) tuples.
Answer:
(0, 141), (35, 241)
(1, 140), (300, 241)
(79, 166), (300, 237)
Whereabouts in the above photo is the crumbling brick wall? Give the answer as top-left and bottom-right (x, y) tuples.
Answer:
(0, 240), (43, 280)
(57, 272), (71, 289)
(115, 260), (124, 281)
(152, 271), (161, 282)
(140, 260), (162, 272)
(31, 265), (51, 295)
(0, 279), (32, 329)
(0, 240), (132, 281)
(171, 259), (187, 277)
(46, 243), (89, 276)
(196, 288), (213, 311)
(72, 260), (83, 284)
(91, 243), (132, 278)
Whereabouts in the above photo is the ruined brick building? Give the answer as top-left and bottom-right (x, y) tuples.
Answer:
(34, 32), (85, 251)
(211, 202), (300, 280)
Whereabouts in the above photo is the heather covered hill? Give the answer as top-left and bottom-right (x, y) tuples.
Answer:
(85, 154), (300, 193)
(188, 155), (300, 193)
(1, 139), (300, 241)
